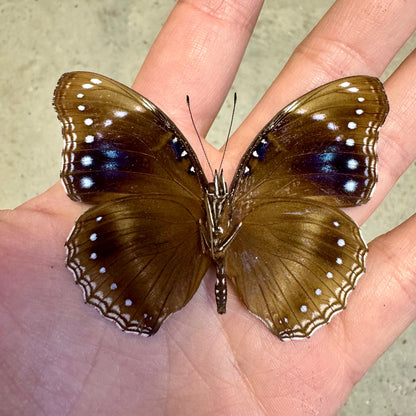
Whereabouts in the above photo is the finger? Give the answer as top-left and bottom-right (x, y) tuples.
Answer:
(228, 0), (416, 224)
(21, 2), (264, 212)
(132, 0), (264, 141)
(18, 182), (85, 220)
(231, 0), (416, 151)
(39, 1), (264, 209)
(337, 213), (416, 379)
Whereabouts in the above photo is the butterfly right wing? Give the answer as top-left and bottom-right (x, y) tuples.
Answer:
(222, 76), (388, 339)
(229, 76), (389, 209)
(66, 194), (211, 336)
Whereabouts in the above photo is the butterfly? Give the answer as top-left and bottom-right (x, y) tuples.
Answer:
(54, 72), (388, 339)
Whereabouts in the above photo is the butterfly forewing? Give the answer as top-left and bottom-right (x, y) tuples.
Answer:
(230, 76), (389, 209)
(54, 72), (207, 204)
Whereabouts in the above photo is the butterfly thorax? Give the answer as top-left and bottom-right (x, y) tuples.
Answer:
(200, 170), (242, 314)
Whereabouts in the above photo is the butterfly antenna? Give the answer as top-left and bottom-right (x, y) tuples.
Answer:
(186, 95), (214, 178)
(219, 92), (237, 172)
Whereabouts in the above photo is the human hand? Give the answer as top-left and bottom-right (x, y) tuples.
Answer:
(1, 1), (415, 415)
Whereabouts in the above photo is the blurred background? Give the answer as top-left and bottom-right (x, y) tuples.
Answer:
(1, 1), (415, 414)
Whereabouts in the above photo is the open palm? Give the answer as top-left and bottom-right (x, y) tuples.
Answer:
(1, 1), (416, 415)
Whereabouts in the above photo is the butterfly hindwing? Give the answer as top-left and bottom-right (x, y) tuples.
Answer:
(66, 195), (210, 335)
(224, 198), (366, 339)
(54, 71), (207, 204)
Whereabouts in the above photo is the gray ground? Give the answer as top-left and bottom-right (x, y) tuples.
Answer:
(1, 1), (415, 414)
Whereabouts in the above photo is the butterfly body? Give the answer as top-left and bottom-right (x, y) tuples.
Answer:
(199, 171), (242, 314)
(54, 72), (388, 339)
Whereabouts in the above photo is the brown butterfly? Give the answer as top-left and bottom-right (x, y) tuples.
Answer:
(54, 72), (388, 339)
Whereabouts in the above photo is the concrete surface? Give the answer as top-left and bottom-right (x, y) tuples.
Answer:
(0, 0), (415, 414)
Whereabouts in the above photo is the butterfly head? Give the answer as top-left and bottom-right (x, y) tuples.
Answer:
(207, 170), (228, 199)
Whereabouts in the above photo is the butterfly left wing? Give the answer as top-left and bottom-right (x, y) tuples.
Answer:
(66, 195), (211, 336)
(54, 72), (211, 335)
(223, 76), (388, 339)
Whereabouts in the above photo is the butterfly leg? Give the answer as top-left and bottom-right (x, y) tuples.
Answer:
(199, 219), (213, 255)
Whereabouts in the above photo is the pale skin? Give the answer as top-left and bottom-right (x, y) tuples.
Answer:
(1, 0), (416, 414)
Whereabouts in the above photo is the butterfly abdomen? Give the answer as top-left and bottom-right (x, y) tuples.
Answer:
(215, 264), (227, 314)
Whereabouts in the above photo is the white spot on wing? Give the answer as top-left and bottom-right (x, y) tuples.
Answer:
(312, 113), (326, 120)
(125, 299), (133, 307)
(347, 159), (358, 170)
(82, 83), (93, 89)
(81, 155), (93, 166)
(346, 138), (355, 147)
(327, 122), (338, 131)
(339, 81), (351, 88)
(337, 239), (346, 247)
(84, 118), (93, 126)
(114, 110), (127, 118)
(90, 78), (102, 84)
(90, 233), (97, 241)
(85, 135), (94, 143)
(348, 121), (357, 130)
(81, 177), (94, 188)
(99, 267), (106, 274)
(344, 179), (358, 192)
